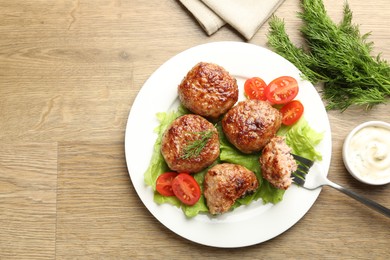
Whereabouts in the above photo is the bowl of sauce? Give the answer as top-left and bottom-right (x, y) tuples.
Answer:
(343, 121), (390, 185)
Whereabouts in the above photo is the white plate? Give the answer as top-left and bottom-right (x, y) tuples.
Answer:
(125, 42), (332, 248)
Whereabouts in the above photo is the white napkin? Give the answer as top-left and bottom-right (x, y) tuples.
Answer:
(179, 0), (285, 40)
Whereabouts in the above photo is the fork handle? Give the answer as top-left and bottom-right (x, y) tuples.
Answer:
(327, 181), (390, 218)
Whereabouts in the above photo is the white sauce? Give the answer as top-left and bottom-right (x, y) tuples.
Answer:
(347, 126), (390, 184)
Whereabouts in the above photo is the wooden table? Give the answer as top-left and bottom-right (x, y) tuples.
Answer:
(1, 0), (389, 258)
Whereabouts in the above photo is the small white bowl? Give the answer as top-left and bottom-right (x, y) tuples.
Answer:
(342, 121), (390, 185)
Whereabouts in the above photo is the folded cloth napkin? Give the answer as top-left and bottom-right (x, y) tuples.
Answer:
(179, 0), (285, 40)
(179, 0), (226, 35)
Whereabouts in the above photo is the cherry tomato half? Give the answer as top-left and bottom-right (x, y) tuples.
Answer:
(265, 76), (299, 104)
(244, 77), (268, 101)
(171, 173), (201, 206)
(280, 100), (304, 125)
(156, 172), (178, 196)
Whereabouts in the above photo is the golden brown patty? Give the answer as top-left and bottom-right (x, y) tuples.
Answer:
(160, 114), (220, 173)
(259, 136), (297, 190)
(222, 99), (282, 154)
(204, 163), (259, 215)
(178, 62), (238, 120)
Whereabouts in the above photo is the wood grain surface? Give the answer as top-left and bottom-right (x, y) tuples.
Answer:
(1, 0), (389, 259)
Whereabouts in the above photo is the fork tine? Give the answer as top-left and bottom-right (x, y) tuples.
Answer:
(292, 173), (305, 186)
(292, 154), (314, 168)
(298, 164), (310, 173)
(291, 154), (315, 186)
(293, 169), (306, 178)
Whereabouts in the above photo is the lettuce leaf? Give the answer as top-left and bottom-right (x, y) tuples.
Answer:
(282, 118), (324, 161)
(181, 196), (209, 218)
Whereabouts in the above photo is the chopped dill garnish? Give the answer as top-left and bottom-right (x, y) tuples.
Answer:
(180, 129), (214, 159)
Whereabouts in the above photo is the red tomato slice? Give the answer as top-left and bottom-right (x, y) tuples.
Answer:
(280, 100), (304, 125)
(171, 173), (201, 206)
(156, 172), (178, 196)
(244, 77), (268, 101)
(265, 76), (299, 104)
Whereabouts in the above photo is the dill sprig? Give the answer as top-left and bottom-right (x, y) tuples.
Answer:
(267, 0), (390, 111)
(180, 129), (214, 159)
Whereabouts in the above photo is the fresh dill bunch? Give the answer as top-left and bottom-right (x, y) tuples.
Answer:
(180, 129), (214, 159)
(267, 16), (326, 84)
(267, 0), (390, 110)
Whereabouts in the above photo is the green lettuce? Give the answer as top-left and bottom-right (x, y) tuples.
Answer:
(281, 118), (324, 161)
(144, 106), (323, 218)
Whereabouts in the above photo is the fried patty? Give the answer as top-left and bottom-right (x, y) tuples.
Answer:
(160, 114), (220, 173)
(178, 62), (238, 120)
(222, 99), (282, 154)
(203, 163), (259, 215)
(259, 136), (297, 190)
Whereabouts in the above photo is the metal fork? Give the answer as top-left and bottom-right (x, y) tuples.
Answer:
(292, 154), (390, 218)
